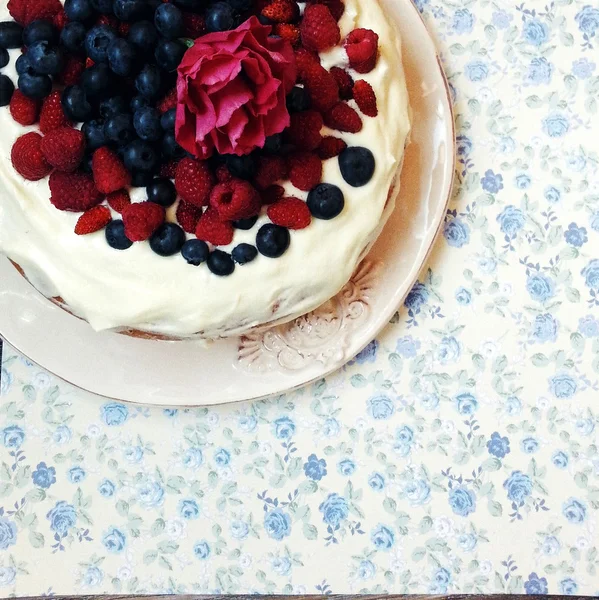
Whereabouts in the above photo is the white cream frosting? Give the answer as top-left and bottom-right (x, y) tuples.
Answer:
(0, 0), (410, 338)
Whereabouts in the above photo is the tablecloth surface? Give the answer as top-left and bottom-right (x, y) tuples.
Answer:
(1, 0), (599, 595)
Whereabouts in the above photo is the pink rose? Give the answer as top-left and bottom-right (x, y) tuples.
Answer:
(175, 17), (297, 159)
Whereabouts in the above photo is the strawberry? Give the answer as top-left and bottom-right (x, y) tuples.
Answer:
(274, 23), (300, 47)
(300, 4), (340, 52)
(57, 56), (85, 86)
(345, 28), (379, 74)
(74, 206), (112, 235)
(9, 90), (40, 126)
(324, 102), (362, 133)
(183, 12), (206, 38)
(284, 110), (323, 151)
(209, 180), (261, 221)
(318, 136), (347, 160)
(107, 189), (131, 213)
(262, 0), (300, 23)
(330, 66), (354, 100)
(175, 158), (214, 207)
(353, 79), (378, 117)
(157, 88), (177, 113)
(287, 152), (322, 191)
(92, 147), (131, 194)
(307, 0), (345, 21)
(122, 202), (165, 242)
(40, 91), (70, 134)
(176, 200), (203, 234)
(195, 208), (234, 246)
(303, 63), (339, 112)
(267, 197), (312, 229)
(253, 155), (288, 190)
(11, 133), (52, 181)
(49, 171), (104, 212)
(261, 184), (286, 205)
(41, 127), (86, 172)
(8, 0), (62, 26)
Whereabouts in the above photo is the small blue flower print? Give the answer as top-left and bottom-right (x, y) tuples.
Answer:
(544, 186), (561, 203)
(434, 568), (452, 588)
(448, 486), (476, 517)
(455, 287), (472, 305)
(549, 373), (577, 399)
(421, 393), (440, 410)
(464, 59), (489, 82)
(123, 445), (143, 464)
(102, 527), (126, 553)
(179, 499), (200, 520)
(230, 520), (249, 540)
(32, 462), (56, 489)
(0, 517), (17, 550)
(455, 392), (478, 415)
(505, 395), (522, 416)
(515, 173), (532, 189)
(0, 566), (15, 586)
(264, 509), (291, 541)
(136, 480), (165, 509)
(497, 205), (525, 238)
(304, 454), (327, 481)
(525, 58), (553, 85)
(576, 418), (595, 436)
(367, 395), (395, 420)
(272, 416), (295, 440)
(575, 5), (599, 37)
(581, 259), (599, 290)
(319, 493), (349, 528)
(526, 274), (555, 303)
(503, 471), (532, 506)
(0, 368), (13, 395)
(52, 425), (71, 445)
(368, 473), (385, 492)
(560, 578), (578, 595)
(395, 425), (415, 456)
(522, 19), (549, 46)
(443, 218), (470, 248)
(182, 448), (204, 469)
(214, 448), (231, 467)
(458, 533), (477, 552)
(492, 10), (511, 29)
(404, 282), (429, 312)
(46, 501), (77, 537)
(357, 560), (376, 580)
(98, 479), (116, 497)
(579, 315), (599, 338)
(524, 572), (548, 594)
(322, 417), (340, 437)
(403, 479), (431, 506)
(564, 223), (588, 247)
(67, 466), (86, 484)
(1, 425), (25, 449)
(456, 135), (472, 156)
(572, 58), (596, 79)
(481, 169), (503, 193)
(238, 414), (257, 432)
(531, 314), (558, 343)
(101, 402), (129, 426)
(541, 535), (561, 556)
(163, 408), (178, 418)
(451, 9), (474, 34)
(272, 556), (292, 576)
(521, 437), (539, 454)
(194, 541), (210, 560)
(371, 524), (395, 550)
(552, 451), (569, 469)
(591, 212), (599, 232)
(436, 336), (461, 363)
(487, 432), (510, 458)
(542, 113), (570, 138)
(562, 498), (587, 524)
(354, 339), (378, 364)
(396, 335), (420, 358)
(337, 458), (356, 476)
(81, 566), (103, 587)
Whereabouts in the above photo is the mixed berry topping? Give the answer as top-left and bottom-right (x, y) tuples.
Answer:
(1, 0), (382, 277)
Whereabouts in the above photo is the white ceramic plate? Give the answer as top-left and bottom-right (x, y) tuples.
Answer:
(0, 0), (455, 406)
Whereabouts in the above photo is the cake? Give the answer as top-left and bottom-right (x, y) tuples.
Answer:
(0, 0), (410, 339)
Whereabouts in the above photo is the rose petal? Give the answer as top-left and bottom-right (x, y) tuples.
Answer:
(211, 78), (253, 128)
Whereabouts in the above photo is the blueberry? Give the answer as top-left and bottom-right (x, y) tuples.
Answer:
(105, 220), (133, 250)
(99, 95), (127, 119)
(128, 21), (158, 53)
(81, 151), (94, 174)
(133, 106), (162, 142)
(23, 20), (58, 46)
(91, 0), (113, 13)
(307, 183), (344, 220)
(338, 146), (375, 187)
(124, 139), (159, 173)
(172, 0), (204, 9)
(0, 74), (14, 107)
(263, 133), (283, 154)
(154, 38), (186, 73)
(16, 55), (34, 76)
(81, 63), (113, 99)
(181, 239), (209, 266)
(146, 178), (176, 207)
(64, 0), (95, 23)
(62, 85), (93, 121)
(130, 94), (150, 113)
(208, 250), (235, 276)
(286, 86), (310, 113)
(225, 154), (256, 180)
(150, 223), (186, 257)
(85, 25), (117, 63)
(27, 40), (64, 75)
(60, 22), (87, 54)
(18, 73), (52, 99)
(0, 22), (24, 49)
(232, 243), (258, 265)
(256, 224), (290, 258)
(135, 63), (161, 99)
(160, 108), (176, 131)
(154, 3), (183, 40)
(161, 131), (186, 160)
(130, 170), (155, 187)
(82, 119), (106, 150)
(107, 37), (135, 76)
(232, 216), (258, 230)
(104, 113), (135, 146)
(258, 14), (273, 25)
(206, 2), (238, 32)
(0, 48), (8, 69)
(112, 0), (147, 21)
(227, 0), (252, 11)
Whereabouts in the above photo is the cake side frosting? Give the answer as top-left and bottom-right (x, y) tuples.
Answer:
(0, 0), (411, 338)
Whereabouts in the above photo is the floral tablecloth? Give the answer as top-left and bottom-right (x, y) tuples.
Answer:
(2, 0), (599, 596)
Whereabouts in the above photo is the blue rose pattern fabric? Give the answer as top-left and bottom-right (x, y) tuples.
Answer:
(1, 0), (599, 595)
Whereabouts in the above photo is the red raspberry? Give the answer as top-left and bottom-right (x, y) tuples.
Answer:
(176, 201), (203, 234)
(122, 202), (165, 242)
(49, 171), (104, 212)
(300, 4), (340, 52)
(58, 56), (85, 86)
(8, 0), (62, 26)
(209, 180), (261, 221)
(303, 63), (339, 112)
(253, 155), (288, 190)
(159, 160), (179, 179)
(53, 8), (68, 30)
(195, 208), (234, 246)
(216, 164), (233, 183)
(175, 158), (214, 207)
(261, 184), (286, 205)
(118, 21), (131, 37)
(74, 206), (112, 235)
(9, 90), (40, 126)
(274, 23), (300, 47)
(40, 91), (70, 134)
(97, 15), (119, 28)
(294, 47), (321, 81)
(107, 190), (131, 213)
(92, 147), (131, 194)
(284, 110), (323, 151)
(11, 133), (52, 182)
(353, 80), (378, 117)
(307, 0), (345, 21)
(157, 88), (177, 113)
(262, 0), (300, 23)
(318, 136), (347, 160)
(345, 28), (379, 74)
(287, 152), (322, 191)
(267, 197), (312, 229)
(330, 67), (354, 100)
(85, 57), (95, 68)
(41, 127), (85, 173)
(183, 12), (206, 38)
(324, 102), (362, 133)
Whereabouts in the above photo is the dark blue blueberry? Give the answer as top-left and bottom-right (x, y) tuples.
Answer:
(62, 85), (93, 121)
(338, 146), (375, 187)
(130, 94), (149, 113)
(0, 48), (8, 69)
(150, 223), (186, 256)
(133, 106), (162, 142)
(154, 3), (183, 40)
(112, 0), (147, 21)
(128, 20), (158, 53)
(206, 2), (238, 32)
(258, 14), (273, 25)
(81, 63), (113, 99)
(16, 54), (35, 75)
(181, 239), (209, 266)
(105, 220), (133, 250)
(81, 151), (94, 174)
(160, 108), (176, 131)
(146, 178), (176, 207)
(99, 95), (127, 119)
(0, 22), (23, 49)
(155, 38), (186, 73)
(232, 216), (258, 230)
(135, 63), (161, 99)
(60, 22), (87, 54)
(85, 25), (117, 63)
(227, 0), (252, 11)
(208, 250), (235, 276)
(131, 170), (155, 187)
(91, 0), (114, 13)
(286, 86), (310, 113)
(18, 73), (52, 99)
(232, 243), (258, 265)
(64, 0), (95, 23)
(23, 20), (58, 46)
(82, 119), (107, 150)
(107, 37), (135, 76)
(124, 139), (159, 173)
(307, 183), (345, 220)
(161, 131), (186, 160)
(27, 40), (64, 75)
(256, 224), (290, 258)
(263, 133), (283, 154)
(172, 0), (204, 9)
(0, 74), (14, 107)
(104, 113), (135, 146)
(225, 154), (256, 180)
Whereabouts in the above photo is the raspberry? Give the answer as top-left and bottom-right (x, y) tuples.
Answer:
(303, 63), (339, 112)
(8, 0), (62, 26)
(294, 47), (321, 81)
(52, 8), (68, 30)
(97, 15), (119, 28)
(318, 136), (347, 160)
(107, 190), (131, 213)
(9, 90), (40, 126)
(176, 200), (203, 234)
(216, 164), (233, 183)
(261, 184), (285, 205)
(287, 152), (322, 191)
(183, 12), (206, 38)
(41, 127), (86, 173)
(195, 208), (234, 246)
(92, 147), (131, 194)
(175, 158), (214, 207)
(324, 102), (362, 133)
(345, 28), (379, 74)
(253, 155), (288, 190)
(11, 133), (52, 182)
(85, 57), (95, 68)
(118, 21), (131, 37)
(262, 0), (300, 23)
(274, 23), (300, 46)
(330, 67), (354, 100)
(209, 180), (261, 221)
(284, 110), (323, 151)
(157, 88), (177, 113)
(307, 0), (345, 21)
(300, 4), (340, 52)
(159, 160), (179, 179)
(58, 56), (86, 86)
(49, 171), (104, 212)
(353, 79), (378, 117)
(122, 202), (165, 242)
(40, 91), (70, 134)
(267, 197), (312, 229)
(74, 206), (112, 235)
